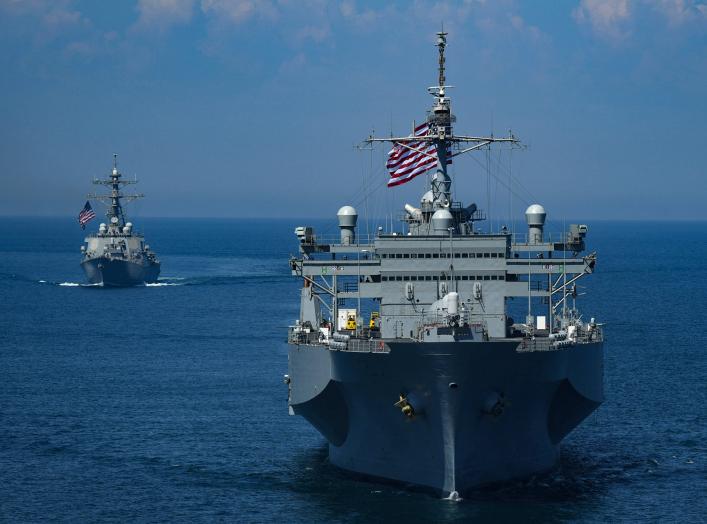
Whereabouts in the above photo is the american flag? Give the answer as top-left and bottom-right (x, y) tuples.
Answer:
(386, 122), (451, 187)
(78, 201), (96, 229)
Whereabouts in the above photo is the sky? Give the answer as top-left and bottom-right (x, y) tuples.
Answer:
(0, 0), (705, 221)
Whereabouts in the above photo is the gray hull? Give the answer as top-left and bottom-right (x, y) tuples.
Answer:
(81, 257), (160, 287)
(288, 341), (603, 495)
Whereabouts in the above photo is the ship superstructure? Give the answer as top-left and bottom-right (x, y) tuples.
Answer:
(80, 155), (160, 286)
(286, 33), (603, 496)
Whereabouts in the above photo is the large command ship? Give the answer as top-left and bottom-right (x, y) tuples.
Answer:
(286, 33), (603, 497)
(80, 155), (160, 287)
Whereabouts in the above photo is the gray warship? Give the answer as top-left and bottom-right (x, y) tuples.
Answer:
(285, 33), (604, 497)
(80, 155), (160, 286)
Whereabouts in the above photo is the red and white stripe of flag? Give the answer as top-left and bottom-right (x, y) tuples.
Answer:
(386, 122), (450, 187)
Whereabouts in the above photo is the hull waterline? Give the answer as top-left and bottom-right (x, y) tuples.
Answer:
(81, 257), (160, 287)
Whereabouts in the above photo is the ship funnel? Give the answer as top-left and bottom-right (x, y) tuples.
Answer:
(337, 205), (358, 245)
(525, 204), (546, 243)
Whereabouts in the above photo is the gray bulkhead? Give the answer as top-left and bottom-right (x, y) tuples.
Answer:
(375, 235), (509, 339)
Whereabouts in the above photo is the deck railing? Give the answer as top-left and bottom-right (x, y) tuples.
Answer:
(287, 328), (389, 353)
(517, 326), (603, 352)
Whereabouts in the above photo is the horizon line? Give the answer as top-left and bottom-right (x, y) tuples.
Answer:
(1, 214), (707, 223)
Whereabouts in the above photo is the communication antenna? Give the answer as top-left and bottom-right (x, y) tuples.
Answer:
(437, 30), (447, 89)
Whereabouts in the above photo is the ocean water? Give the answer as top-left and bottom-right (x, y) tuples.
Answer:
(1, 217), (705, 523)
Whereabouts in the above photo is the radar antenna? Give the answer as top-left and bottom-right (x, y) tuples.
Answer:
(87, 154), (144, 231)
(437, 31), (446, 90)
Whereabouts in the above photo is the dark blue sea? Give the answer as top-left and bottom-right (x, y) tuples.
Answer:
(1, 218), (705, 523)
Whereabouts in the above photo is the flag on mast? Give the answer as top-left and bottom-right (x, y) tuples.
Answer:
(386, 122), (450, 187)
(78, 201), (96, 229)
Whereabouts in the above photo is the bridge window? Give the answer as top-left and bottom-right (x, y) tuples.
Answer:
(483, 275), (490, 280)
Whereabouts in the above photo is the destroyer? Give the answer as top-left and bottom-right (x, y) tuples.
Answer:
(80, 155), (160, 286)
(286, 33), (603, 496)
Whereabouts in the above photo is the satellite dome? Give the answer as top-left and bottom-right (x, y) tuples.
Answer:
(337, 206), (358, 228)
(431, 208), (454, 232)
(421, 190), (434, 204)
(525, 204), (547, 226)
(337, 206), (358, 244)
(337, 205), (357, 216)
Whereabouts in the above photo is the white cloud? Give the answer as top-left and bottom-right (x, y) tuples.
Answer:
(653, 0), (707, 25)
(572, 0), (707, 41)
(200, 0), (277, 24)
(134, 0), (195, 32)
(279, 51), (306, 74)
(0, 0), (93, 46)
(295, 24), (331, 43)
(573, 0), (633, 41)
(339, 0), (381, 28)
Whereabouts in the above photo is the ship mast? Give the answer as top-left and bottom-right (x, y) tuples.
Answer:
(366, 32), (520, 206)
(87, 154), (143, 231)
(428, 31), (453, 206)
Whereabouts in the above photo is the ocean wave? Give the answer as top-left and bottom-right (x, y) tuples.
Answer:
(154, 275), (289, 287)
(26, 274), (289, 288)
